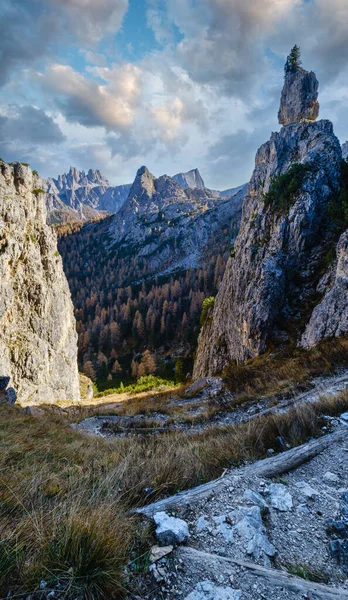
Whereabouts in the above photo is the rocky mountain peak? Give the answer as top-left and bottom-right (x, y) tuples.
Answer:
(130, 166), (156, 200)
(193, 53), (343, 378)
(278, 50), (319, 126)
(173, 168), (205, 189)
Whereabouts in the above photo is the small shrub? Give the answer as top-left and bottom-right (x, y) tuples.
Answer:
(32, 169), (38, 176)
(32, 188), (45, 196)
(264, 163), (313, 213)
(328, 159), (348, 227)
(200, 296), (215, 326)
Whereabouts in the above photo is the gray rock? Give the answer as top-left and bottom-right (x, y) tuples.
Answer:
(295, 481), (319, 498)
(185, 580), (241, 600)
(0, 162), (80, 404)
(341, 412), (348, 422)
(269, 484), (293, 511)
(278, 66), (319, 126)
(154, 511), (189, 546)
(214, 506), (276, 559)
(243, 489), (269, 513)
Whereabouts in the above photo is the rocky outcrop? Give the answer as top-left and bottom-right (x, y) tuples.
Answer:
(173, 168), (205, 190)
(0, 161), (80, 404)
(43, 166), (132, 224)
(278, 67), (319, 126)
(342, 142), (348, 161)
(301, 230), (348, 348)
(194, 61), (342, 378)
(106, 166), (245, 277)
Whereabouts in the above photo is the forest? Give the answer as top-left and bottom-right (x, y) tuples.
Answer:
(57, 215), (237, 389)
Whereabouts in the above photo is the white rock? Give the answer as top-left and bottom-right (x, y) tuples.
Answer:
(243, 488), (269, 512)
(324, 472), (339, 484)
(153, 511), (189, 545)
(340, 412), (348, 422)
(196, 516), (210, 531)
(269, 483), (293, 511)
(150, 545), (173, 563)
(295, 481), (319, 498)
(185, 580), (241, 600)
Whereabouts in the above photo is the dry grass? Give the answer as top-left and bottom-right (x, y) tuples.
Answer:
(223, 335), (348, 403)
(1, 386), (348, 598)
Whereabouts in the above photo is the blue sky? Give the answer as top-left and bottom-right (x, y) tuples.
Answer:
(1, 0), (348, 189)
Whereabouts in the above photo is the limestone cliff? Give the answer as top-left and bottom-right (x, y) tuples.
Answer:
(194, 58), (343, 379)
(0, 161), (80, 404)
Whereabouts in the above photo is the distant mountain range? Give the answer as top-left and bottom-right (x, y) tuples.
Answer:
(43, 166), (244, 225)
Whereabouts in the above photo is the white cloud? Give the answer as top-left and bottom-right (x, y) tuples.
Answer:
(38, 64), (141, 131)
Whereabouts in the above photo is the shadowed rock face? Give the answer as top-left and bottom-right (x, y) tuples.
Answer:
(0, 161), (80, 404)
(278, 67), (319, 126)
(301, 230), (348, 348)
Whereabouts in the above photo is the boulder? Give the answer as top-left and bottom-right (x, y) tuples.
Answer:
(278, 67), (319, 126)
(153, 511), (189, 546)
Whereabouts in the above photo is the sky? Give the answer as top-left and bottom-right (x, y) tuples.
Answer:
(1, 1), (348, 190)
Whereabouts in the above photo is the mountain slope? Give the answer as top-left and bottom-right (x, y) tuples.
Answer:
(108, 166), (245, 277)
(194, 58), (347, 378)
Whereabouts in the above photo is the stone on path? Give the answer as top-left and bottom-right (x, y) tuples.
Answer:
(154, 511), (189, 545)
(269, 483), (293, 511)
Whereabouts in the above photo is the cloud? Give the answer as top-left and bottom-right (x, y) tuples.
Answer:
(38, 64), (141, 131)
(165, 0), (298, 97)
(0, 0), (128, 87)
(0, 105), (66, 145)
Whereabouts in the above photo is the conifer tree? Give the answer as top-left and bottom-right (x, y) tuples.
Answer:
(285, 45), (301, 74)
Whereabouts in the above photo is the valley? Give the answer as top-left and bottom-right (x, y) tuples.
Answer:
(0, 37), (348, 600)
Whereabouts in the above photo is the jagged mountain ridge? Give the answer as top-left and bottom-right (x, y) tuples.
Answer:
(44, 165), (245, 226)
(107, 165), (247, 277)
(0, 161), (80, 404)
(194, 57), (348, 378)
(43, 167), (132, 225)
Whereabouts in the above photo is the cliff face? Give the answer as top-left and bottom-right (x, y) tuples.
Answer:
(0, 162), (80, 404)
(194, 61), (343, 379)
